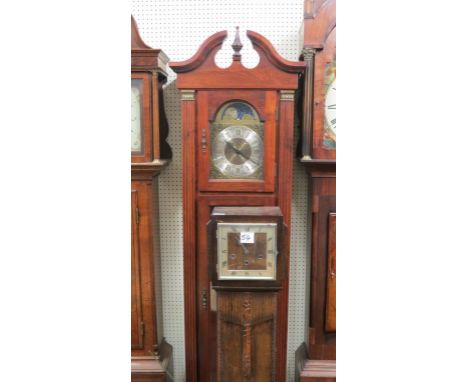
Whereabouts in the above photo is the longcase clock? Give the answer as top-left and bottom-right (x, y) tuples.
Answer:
(131, 15), (173, 382)
(170, 28), (305, 381)
(295, 1), (336, 381)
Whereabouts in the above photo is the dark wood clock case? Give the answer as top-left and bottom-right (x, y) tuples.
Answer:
(296, 1), (336, 381)
(131, 15), (173, 382)
(208, 206), (286, 381)
(170, 29), (305, 381)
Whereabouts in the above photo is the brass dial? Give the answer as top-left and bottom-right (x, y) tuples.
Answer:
(212, 125), (263, 178)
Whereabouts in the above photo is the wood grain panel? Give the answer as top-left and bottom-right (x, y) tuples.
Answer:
(303, 0), (336, 47)
(131, 190), (144, 350)
(276, 93), (295, 380)
(325, 213), (336, 332)
(308, 175), (335, 360)
(181, 93), (198, 382)
(217, 292), (277, 382)
(131, 180), (158, 356)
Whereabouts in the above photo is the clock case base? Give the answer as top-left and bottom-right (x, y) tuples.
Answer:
(131, 338), (174, 382)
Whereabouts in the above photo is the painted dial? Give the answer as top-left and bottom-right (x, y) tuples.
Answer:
(212, 125), (263, 178)
(131, 82), (142, 152)
(325, 78), (336, 135)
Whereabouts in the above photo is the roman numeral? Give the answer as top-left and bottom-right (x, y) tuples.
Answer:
(327, 104), (336, 110)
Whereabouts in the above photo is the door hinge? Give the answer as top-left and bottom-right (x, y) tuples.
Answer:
(141, 320), (145, 337)
(201, 289), (208, 310)
(135, 207), (140, 225)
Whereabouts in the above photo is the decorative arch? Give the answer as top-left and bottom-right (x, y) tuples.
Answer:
(170, 28), (305, 89)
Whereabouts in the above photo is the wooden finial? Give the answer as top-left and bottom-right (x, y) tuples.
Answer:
(131, 15), (152, 49)
(232, 26), (243, 61)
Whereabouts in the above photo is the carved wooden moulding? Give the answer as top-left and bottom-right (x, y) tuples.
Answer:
(217, 292), (277, 381)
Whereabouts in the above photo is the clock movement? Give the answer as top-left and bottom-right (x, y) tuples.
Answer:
(170, 28), (305, 381)
(131, 16), (172, 382)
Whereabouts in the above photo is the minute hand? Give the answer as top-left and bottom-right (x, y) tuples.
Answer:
(234, 235), (249, 255)
(226, 141), (259, 165)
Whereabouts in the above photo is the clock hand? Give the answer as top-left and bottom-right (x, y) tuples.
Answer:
(225, 141), (260, 166)
(237, 141), (260, 164)
(225, 140), (242, 154)
(233, 234), (249, 255)
(238, 141), (249, 152)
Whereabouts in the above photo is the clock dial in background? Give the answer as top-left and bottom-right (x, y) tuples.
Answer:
(131, 79), (143, 153)
(323, 60), (336, 149)
(210, 101), (264, 179)
(325, 78), (336, 134)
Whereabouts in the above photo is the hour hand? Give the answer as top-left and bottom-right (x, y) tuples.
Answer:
(226, 141), (259, 166)
(234, 235), (249, 255)
(226, 141), (243, 155)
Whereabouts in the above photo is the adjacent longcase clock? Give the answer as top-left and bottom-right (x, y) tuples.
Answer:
(131, 15), (172, 382)
(170, 28), (304, 381)
(300, 0), (336, 161)
(296, 1), (336, 381)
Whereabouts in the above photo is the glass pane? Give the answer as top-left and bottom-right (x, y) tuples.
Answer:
(323, 60), (336, 149)
(210, 101), (264, 180)
(131, 79), (143, 153)
(219, 102), (259, 122)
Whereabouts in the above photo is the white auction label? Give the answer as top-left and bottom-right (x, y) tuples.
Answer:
(240, 232), (255, 243)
